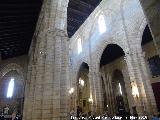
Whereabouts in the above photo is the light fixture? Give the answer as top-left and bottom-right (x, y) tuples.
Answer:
(131, 81), (139, 98)
(88, 97), (93, 104)
(79, 78), (84, 87)
(69, 88), (74, 94)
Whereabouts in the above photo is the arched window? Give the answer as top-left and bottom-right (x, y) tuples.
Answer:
(98, 15), (106, 34)
(7, 78), (14, 98)
(118, 82), (122, 95)
(77, 38), (82, 54)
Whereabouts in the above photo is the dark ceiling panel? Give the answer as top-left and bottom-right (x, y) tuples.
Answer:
(0, 0), (43, 59)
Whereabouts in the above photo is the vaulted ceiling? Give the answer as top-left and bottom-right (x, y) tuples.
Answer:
(0, 0), (101, 59)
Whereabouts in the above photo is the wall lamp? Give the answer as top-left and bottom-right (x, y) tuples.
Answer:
(131, 81), (139, 98)
(88, 97), (93, 104)
(69, 88), (74, 94)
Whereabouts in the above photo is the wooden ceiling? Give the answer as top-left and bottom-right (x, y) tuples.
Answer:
(0, 0), (42, 59)
(0, 0), (101, 59)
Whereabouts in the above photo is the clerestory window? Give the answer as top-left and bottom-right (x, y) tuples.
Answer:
(98, 15), (106, 34)
(7, 78), (14, 98)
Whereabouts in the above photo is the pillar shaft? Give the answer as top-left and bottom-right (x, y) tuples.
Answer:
(125, 48), (157, 117)
(23, 0), (69, 120)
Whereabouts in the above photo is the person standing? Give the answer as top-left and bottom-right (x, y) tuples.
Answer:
(12, 112), (17, 120)
(70, 108), (76, 120)
(153, 113), (159, 120)
(4, 104), (9, 115)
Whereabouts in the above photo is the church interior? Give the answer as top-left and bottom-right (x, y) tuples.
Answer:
(0, 0), (160, 120)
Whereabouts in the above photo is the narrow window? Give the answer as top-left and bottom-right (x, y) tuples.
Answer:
(77, 38), (82, 54)
(7, 78), (14, 98)
(119, 82), (122, 95)
(98, 15), (106, 34)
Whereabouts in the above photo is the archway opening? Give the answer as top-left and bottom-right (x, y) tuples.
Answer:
(142, 25), (160, 111)
(100, 44), (129, 116)
(0, 70), (24, 119)
(112, 70), (129, 115)
(77, 62), (90, 114)
(100, 44), (124, 67)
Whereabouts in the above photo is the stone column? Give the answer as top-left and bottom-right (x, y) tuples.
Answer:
(136, 47), (157, 113)
(23, 0), (70, 120)
(139, 0), (160, 55)
(125, 48), (157, 117)
(88, 66), (96, 113)
(89, 63), (103, 115)
(101, 68), (116, 115)
(94, 70), (103, 114)
(125, 52), (145, 115)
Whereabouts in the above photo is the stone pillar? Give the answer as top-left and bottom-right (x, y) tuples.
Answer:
(23, 28), (45, 120)
(101, 68), (116, 115)
(89, 63), (103, 115)
(125, 48), (157, 117)
(94, 70), (103, 114)
(136, 47), (157, 112)
(139, 0), (160, 55)
(88, 67), (96, 113)
(125, 52), (145, 115)
(23, 0), (70, 120)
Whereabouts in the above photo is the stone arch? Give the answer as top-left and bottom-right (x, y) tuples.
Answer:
(96, 43), (125, 71)
(136, 18), (148, 49)
(0, 63), (26, 115)
(76, 62), (90, 81)
(76, 62), (90, 112)
(111, 69), (130, 111)
(0, 63), (25, 86)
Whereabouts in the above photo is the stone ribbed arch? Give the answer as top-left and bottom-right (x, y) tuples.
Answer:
(0, 63), (25, 85)
(135, 18), (149, 50)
